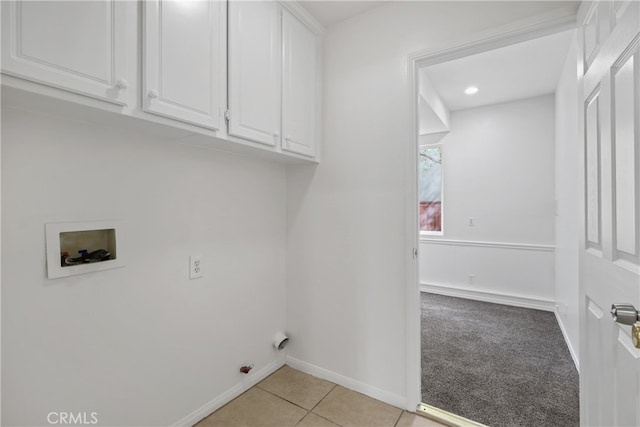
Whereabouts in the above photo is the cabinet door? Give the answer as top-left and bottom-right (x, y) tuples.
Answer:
(143, 0), (224, 130)
(227, 1), (281, 146)
(282, 10), (318, 157)
(1, 0), (133, 106)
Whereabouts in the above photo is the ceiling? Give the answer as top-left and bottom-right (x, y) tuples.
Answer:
(298, 2), (575, 113)
(299, 1), (388, 27)
(421, 29), (575, 112)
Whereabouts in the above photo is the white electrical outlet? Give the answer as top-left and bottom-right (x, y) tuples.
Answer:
(190, 255), (203, 279)
(468, 274), (475, 284)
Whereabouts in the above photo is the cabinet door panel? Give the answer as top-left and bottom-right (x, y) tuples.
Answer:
(282, 10), (317, 157)
(1, 0), (133, 105)
(143, 0), (224, 130)
(228, 1), (280, 146)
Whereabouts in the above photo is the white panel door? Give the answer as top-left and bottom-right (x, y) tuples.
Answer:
(143, 0), (224, 130)
(227, 1), (281, 146)
(1, 0), (134, 105)
(578, 1), (640, 425)
(282, 10), (318, 157)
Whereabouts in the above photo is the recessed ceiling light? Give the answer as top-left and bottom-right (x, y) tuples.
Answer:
(465, 86), (479, 95)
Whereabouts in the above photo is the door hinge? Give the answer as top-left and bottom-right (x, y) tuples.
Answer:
(224, 109), (230, 123)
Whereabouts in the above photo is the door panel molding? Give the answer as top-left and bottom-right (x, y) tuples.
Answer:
(585, 85), (603, 251)
(611, 41), (640, 266)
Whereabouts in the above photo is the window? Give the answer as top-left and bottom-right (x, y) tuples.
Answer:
(419, 145), (443, 234)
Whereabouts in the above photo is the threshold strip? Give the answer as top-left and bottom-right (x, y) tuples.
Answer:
(416, 403), (489, 427)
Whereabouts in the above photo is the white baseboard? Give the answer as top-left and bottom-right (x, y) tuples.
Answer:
(554, 310), (580, 372)
(285, 356), (407, 410)
(420, 282), (555, 312)
(172, 359), (285, 427)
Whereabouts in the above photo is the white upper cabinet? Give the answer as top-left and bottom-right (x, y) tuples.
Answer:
(1, 0), (322, 161)
(228, 1), (281, 146)
(228, 2), (320, 157)
(1, 0), (134, 106)
(281, 10), (318, 157)
(143, 0), (225, 130)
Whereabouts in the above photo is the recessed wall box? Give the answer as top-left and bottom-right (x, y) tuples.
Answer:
(45, 220), (125, 279)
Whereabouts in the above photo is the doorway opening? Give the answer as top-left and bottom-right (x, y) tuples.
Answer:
(411, 25), (580, 427)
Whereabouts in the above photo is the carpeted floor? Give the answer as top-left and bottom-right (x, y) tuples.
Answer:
(421, 292), (579, 427)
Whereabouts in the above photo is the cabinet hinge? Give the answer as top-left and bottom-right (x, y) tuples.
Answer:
(224, 109), (230, 123)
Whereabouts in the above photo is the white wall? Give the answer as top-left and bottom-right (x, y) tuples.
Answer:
(433, 95), (556, 243)
(420, 96), (556, 308)
(286, 1), (576, 407)
(554, 34), (580, 366)
(2, 107), (286, 426)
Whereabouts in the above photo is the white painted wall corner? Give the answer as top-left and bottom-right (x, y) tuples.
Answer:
(554, 309), (580, 372)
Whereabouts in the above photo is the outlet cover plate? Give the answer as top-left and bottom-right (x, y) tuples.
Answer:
(190, 255), (203, 279)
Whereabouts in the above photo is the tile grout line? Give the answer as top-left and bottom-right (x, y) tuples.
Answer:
(256, 381), (340, 424)
(258, 383), (344, 427)
(315, 413), (344, 427)
(392, 410), (405, 427)
(310, 383), (404, 427)
(200, 365), (407, 427)
(294, 409), (311, 427)
(307, 384), (343, 427)
(256, 385), (313, 413)
(256, 367), (343, 426)
(309, 383), (338, 412)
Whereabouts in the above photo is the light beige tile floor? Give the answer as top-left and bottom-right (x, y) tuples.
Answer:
(196, 365), (448, 427)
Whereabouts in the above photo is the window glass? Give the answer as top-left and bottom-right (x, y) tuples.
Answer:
(419, 145), (442, 233)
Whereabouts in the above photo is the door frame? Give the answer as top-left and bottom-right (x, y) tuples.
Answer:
(404, 6), (578, 412)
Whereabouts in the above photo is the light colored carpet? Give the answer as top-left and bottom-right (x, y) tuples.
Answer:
(421, 292), (579, 427)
